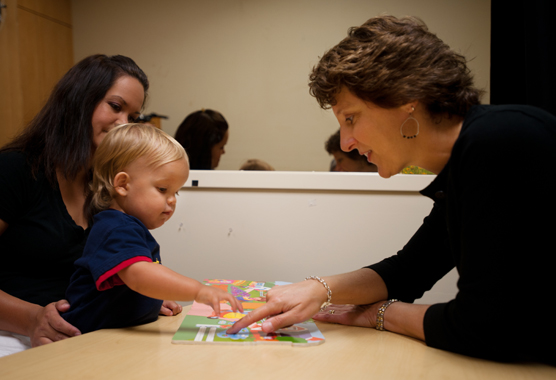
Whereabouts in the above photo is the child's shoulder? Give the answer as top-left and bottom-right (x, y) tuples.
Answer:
(92, 209), (147, 233)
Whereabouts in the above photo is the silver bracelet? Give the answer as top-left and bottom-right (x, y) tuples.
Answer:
(305, 276), (332, 311)
(375, 299), (399, 331)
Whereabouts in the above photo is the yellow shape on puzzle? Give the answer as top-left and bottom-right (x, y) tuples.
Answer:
(222, 312), (246, 320)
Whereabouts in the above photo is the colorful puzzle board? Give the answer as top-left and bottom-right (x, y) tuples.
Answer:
(171, 279), (325, 346)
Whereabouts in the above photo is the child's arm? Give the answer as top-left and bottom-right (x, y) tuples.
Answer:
(117, 262), (243, 315)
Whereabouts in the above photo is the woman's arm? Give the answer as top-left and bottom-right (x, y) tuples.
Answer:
(322, 268), (388, 304)
(383, 302), (428, 340)
(227, 267), (387, 334)
(0, 289), (81, 347)
(0, 219), (81, 347)
(117, 261), (243, 315)
(226, 262), (428, 340)
(0, 218), (7, 235)
(314, 300), (429, 341)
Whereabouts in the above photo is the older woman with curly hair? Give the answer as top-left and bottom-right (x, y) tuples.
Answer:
(229, 15), (556, 365)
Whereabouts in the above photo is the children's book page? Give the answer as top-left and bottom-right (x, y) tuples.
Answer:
(171, 279), (325, 346)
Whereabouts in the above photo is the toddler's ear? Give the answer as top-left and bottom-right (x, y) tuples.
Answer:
(113, 172), (130, 196)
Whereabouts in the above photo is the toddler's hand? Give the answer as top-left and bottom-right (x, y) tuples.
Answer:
(196, 286), (243, 315)
(159, 300), (182, 316)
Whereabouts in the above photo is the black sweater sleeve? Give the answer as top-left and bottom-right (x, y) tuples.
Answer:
(423, 106), (556, 364)
(371, 105), (556, 365)
(367, 198), (454, 303)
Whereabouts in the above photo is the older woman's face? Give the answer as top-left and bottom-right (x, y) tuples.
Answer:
(332, 87), (414, 178)
(91, 75), (145, 150)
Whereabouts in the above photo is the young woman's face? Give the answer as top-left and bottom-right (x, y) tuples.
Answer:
(211, 129), (229, 169)
(91, 76), (145, 150)
(114, 157), (189, 230)
(332, 87), (414, 178)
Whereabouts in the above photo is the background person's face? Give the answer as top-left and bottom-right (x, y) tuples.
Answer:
(211, 129), (229, 169)
(332, 151), (365, 172)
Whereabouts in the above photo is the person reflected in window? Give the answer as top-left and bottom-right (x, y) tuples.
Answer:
(239, 159), (275, 171)
(174, 109), (229, 169)
(325, 129), (377, 172)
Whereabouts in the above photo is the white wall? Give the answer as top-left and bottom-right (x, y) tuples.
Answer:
(152, 171), (458, 305)
(71, 0), (490, 171)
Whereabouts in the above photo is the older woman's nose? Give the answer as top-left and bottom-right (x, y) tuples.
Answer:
(340, 129), (357, 153)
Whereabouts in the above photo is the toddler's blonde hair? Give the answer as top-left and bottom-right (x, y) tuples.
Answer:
(91, 123), (188, 213)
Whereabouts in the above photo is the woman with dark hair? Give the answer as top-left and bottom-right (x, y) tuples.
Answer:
(0, 54), (179, 356)
(229, 16), (556, 365)
(174, 109), (229, 169)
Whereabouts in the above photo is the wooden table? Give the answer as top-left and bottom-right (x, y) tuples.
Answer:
(1, 306), (554, 380)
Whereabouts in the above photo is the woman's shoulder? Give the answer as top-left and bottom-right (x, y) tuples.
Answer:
(0, 150), (29, 167)
(452, 105), (556, 173)
(0, 150), (36, 183)
(464, 104), (556, 132)
(460, 104), (556, 146)
(0, 151), (44, 222)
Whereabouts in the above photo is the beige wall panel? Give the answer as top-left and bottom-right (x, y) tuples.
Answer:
(1, 0), (73, 147)
(152, 171), (458, 305)
(18, 0), (72, 24)
(72, 0), (491, 172)
(17, 6), (73, 126)
(0, 0), (24, 146)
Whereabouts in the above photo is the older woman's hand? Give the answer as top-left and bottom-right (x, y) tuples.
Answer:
(29, 300), (81, 347)
(227, 280), (328, 334)
(312, 303), (382, 328)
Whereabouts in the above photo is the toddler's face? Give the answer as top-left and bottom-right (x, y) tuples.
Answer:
(117, 157), (189, 229)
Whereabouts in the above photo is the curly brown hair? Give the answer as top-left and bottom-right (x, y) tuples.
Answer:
(309, 15), (483, 118)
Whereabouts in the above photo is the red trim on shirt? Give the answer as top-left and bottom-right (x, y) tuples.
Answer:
(96, 256), (152, 291)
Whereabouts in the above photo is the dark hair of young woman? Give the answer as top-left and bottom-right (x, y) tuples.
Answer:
(174, 109), (228, 170)
(1, 54), (149, 185)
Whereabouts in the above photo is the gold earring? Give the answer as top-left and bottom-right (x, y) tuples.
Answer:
(400, 107), (419, 139)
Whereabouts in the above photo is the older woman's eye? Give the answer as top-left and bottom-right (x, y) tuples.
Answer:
(345, 116), (354, 124)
